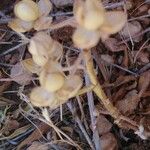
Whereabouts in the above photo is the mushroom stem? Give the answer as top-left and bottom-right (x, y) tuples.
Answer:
(83, 49), (140, 131)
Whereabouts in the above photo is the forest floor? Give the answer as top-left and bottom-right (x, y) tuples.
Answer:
(0, 0), (150, 150)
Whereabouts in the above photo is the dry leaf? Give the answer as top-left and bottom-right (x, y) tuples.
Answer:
(121, 21), (142, 42)
(96, 115), (112, 135)
(73, 27), (100, 49)
(22, 58), (41, 74)
(10, 62), (32, 85)
(101, 54), (114, 64)
(113, 75), (136, 87)
(2, 119), (19, 133)
(133, 51), (149, 64)
(103, 38), (126, 52)
(34, 16), (52, 31)
(0, 71), (10, 93)
(100, 132), (118, 150)
(56, 75), (83, 100)
(38, 0), (52, 17)
(138, 71), (150, 97)
(27, 141), (48, 150)
(8, 18), (34, 33)
(17, 122), (50, 150)
(100, 11), (127, 35)
(116, 90), (139, 115)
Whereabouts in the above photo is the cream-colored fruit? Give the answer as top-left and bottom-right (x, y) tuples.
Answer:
(14, 0), (39, 21)
(39, 71), (65, 92)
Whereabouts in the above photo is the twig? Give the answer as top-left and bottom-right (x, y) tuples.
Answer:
(67, 102), (95, 150)
(128, 14), (150, 21)
(133, 38), (150, 63)
(84, 73), (101, 150)
(138, 63), (150, 74)
(118, 27), (150, 44)
(76, 96), (89, 131)
(0, 42), (27, 56)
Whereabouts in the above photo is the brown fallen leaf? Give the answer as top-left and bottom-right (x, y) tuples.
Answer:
(27, 141), (48, 150)
(1, 119), (20, 135)
(121, 21), (142, 42)
(17, 122), (50, 150)
(132, 50), (149, 64)
(0, 70), (11, 94)
(96, 115), (112, 135)
(138, 70), (150, 97)
(116, 90), (139, 115)
(100, 132), (118, 150)
(103, 38), (126, 52)
(101, 54), (114, 64)
(113, 75), (136, 87)
(10, 62), (32, 85)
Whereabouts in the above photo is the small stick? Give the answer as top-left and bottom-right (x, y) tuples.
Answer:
(76, 96), (89, 131)
(85, 73), (101, 150)
(67, 102), (95, 150)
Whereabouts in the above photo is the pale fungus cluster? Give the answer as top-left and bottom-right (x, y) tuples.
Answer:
(73, 0), (127, 49)
(28, 32), (82, 108)
(8, 0), (52, 32)
(8, 0), (127, 109)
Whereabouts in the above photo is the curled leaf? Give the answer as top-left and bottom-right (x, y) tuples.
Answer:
(96, 115), (112, 135)
(100, 133), (118, 150)
(10, 62), (32, 85)
(8, 18), (34, 33)
(101, 11), (127, 34)
(73, 27), (100, 49)
(56, 75), (82, 100)
(38, 0), (52, 17)
(121, 21), (142, 42)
